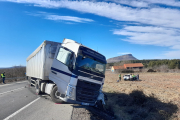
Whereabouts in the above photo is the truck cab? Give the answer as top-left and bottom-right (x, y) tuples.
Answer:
(28, 39), (106, 106)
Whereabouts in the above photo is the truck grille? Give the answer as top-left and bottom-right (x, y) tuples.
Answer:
(76, 79), (101, 103)
(77, 79), (101, 90)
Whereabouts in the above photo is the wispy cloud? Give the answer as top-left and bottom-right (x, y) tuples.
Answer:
(143, 0), (180, 7)
(106, 0), (180, 8)
(45, 14), (94, 23)
(3, 0), (180, 58)
(113, 26), (180, 48)
(27, 11), (94, 23)
(104, 0), (149, 7)
(163, 50), (180, 59)
(4, 0), (180, 28)
(113, 26), (180, 58)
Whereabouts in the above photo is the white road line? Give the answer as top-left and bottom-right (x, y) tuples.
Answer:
(0, 81), (27, 87)
(3, 97), (40, 120)
(0, 87), (25, 95)
(16, 81), (27, 84)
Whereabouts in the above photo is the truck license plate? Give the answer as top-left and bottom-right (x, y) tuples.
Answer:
(82, 102), (89, 105)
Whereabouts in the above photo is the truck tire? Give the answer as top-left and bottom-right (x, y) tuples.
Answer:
(35, 80), (41, 95)
(50, 86), (63, 103)
(28, 77), (32, 87)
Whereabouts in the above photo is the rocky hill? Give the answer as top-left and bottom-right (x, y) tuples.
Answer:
(107, 54), (138, 63)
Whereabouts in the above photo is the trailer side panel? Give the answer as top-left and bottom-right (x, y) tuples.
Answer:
(26, 44), (45, 79)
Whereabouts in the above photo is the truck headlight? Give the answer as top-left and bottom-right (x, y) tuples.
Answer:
(69, 87), (74, 96)
(66, 84), (75, 97)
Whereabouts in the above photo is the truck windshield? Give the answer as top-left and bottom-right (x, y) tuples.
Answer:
(76, 54), (106, 75)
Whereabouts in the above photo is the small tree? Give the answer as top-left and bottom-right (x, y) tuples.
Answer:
(177, 63), (180, 69)
(169, 61), (176, 69)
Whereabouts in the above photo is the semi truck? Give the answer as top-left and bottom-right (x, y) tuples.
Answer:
(26, 39), (107, 106)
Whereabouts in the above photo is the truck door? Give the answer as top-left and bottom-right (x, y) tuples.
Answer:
(49, 44), (75, 95)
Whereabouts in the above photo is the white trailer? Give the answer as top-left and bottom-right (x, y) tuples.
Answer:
(26, 39), (107, 106)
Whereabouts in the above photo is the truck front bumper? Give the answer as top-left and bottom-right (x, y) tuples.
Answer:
(61, 97), (96, 106)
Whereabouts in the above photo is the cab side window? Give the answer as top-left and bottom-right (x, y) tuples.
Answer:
(56, 48), (72, 66)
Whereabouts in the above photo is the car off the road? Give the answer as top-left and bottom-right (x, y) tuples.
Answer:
(123, 74), (137, 81)
(123, 74), (137, 80)
(123, 74), (132, 80)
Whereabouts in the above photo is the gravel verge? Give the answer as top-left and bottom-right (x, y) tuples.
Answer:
(71, 104), (115, 120)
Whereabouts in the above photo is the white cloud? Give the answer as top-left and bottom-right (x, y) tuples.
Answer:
(45, 14), (94, 22)
(113, 26), (180, 48)
(113, 26), (180, 58)
(3, 0), (180, 58)
(104, 0), (149, 7)
(4, 0), (180, 29)
(27, 11), (94, 23)
(107, 0), (180, 8)
(163, 50), (180, 59)
(171, 45), (180, 50)
(143, 0), (180, 7)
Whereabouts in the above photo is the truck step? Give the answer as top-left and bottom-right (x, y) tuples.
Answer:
(30, 79), (36, 86)
(31, 79), (36, 82)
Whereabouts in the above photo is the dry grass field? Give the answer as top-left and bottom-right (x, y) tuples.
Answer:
(103, 71), (180, 120)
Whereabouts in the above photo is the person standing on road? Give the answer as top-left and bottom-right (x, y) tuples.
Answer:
(1, 72), (6, 84)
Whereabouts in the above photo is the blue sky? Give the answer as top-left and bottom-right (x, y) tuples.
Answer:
(1, 0), (180, 67)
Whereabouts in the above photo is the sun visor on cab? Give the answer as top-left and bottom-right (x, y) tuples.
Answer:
(79, 46), (107, 64)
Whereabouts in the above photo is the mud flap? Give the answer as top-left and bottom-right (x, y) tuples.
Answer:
(97, 91), (106, 105)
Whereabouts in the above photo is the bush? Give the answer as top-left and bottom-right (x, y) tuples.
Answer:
(105, 90), (178, 120)
(0, 66), (26, 78)
(147, 69), (156, 72)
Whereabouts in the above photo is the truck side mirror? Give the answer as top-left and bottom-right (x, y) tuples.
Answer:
(68, 62), (74, 71)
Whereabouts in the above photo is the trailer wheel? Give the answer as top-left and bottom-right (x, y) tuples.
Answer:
(50, 86), (63, 103)
(35, 80), (41, 95)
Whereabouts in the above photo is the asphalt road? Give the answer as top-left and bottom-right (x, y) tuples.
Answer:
(0, 81), (73, 120)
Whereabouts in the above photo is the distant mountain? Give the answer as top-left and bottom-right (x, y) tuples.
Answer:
(107, 54), (138, 63)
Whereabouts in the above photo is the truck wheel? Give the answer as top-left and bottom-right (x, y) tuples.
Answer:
(28, 77), (32, 87)
(35, 80), (41, 95)
(50, 86), (63, 103)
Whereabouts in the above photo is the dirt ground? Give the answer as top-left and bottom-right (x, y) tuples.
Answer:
(71, 105), (114, 120)
(103, 71), (180, 120)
